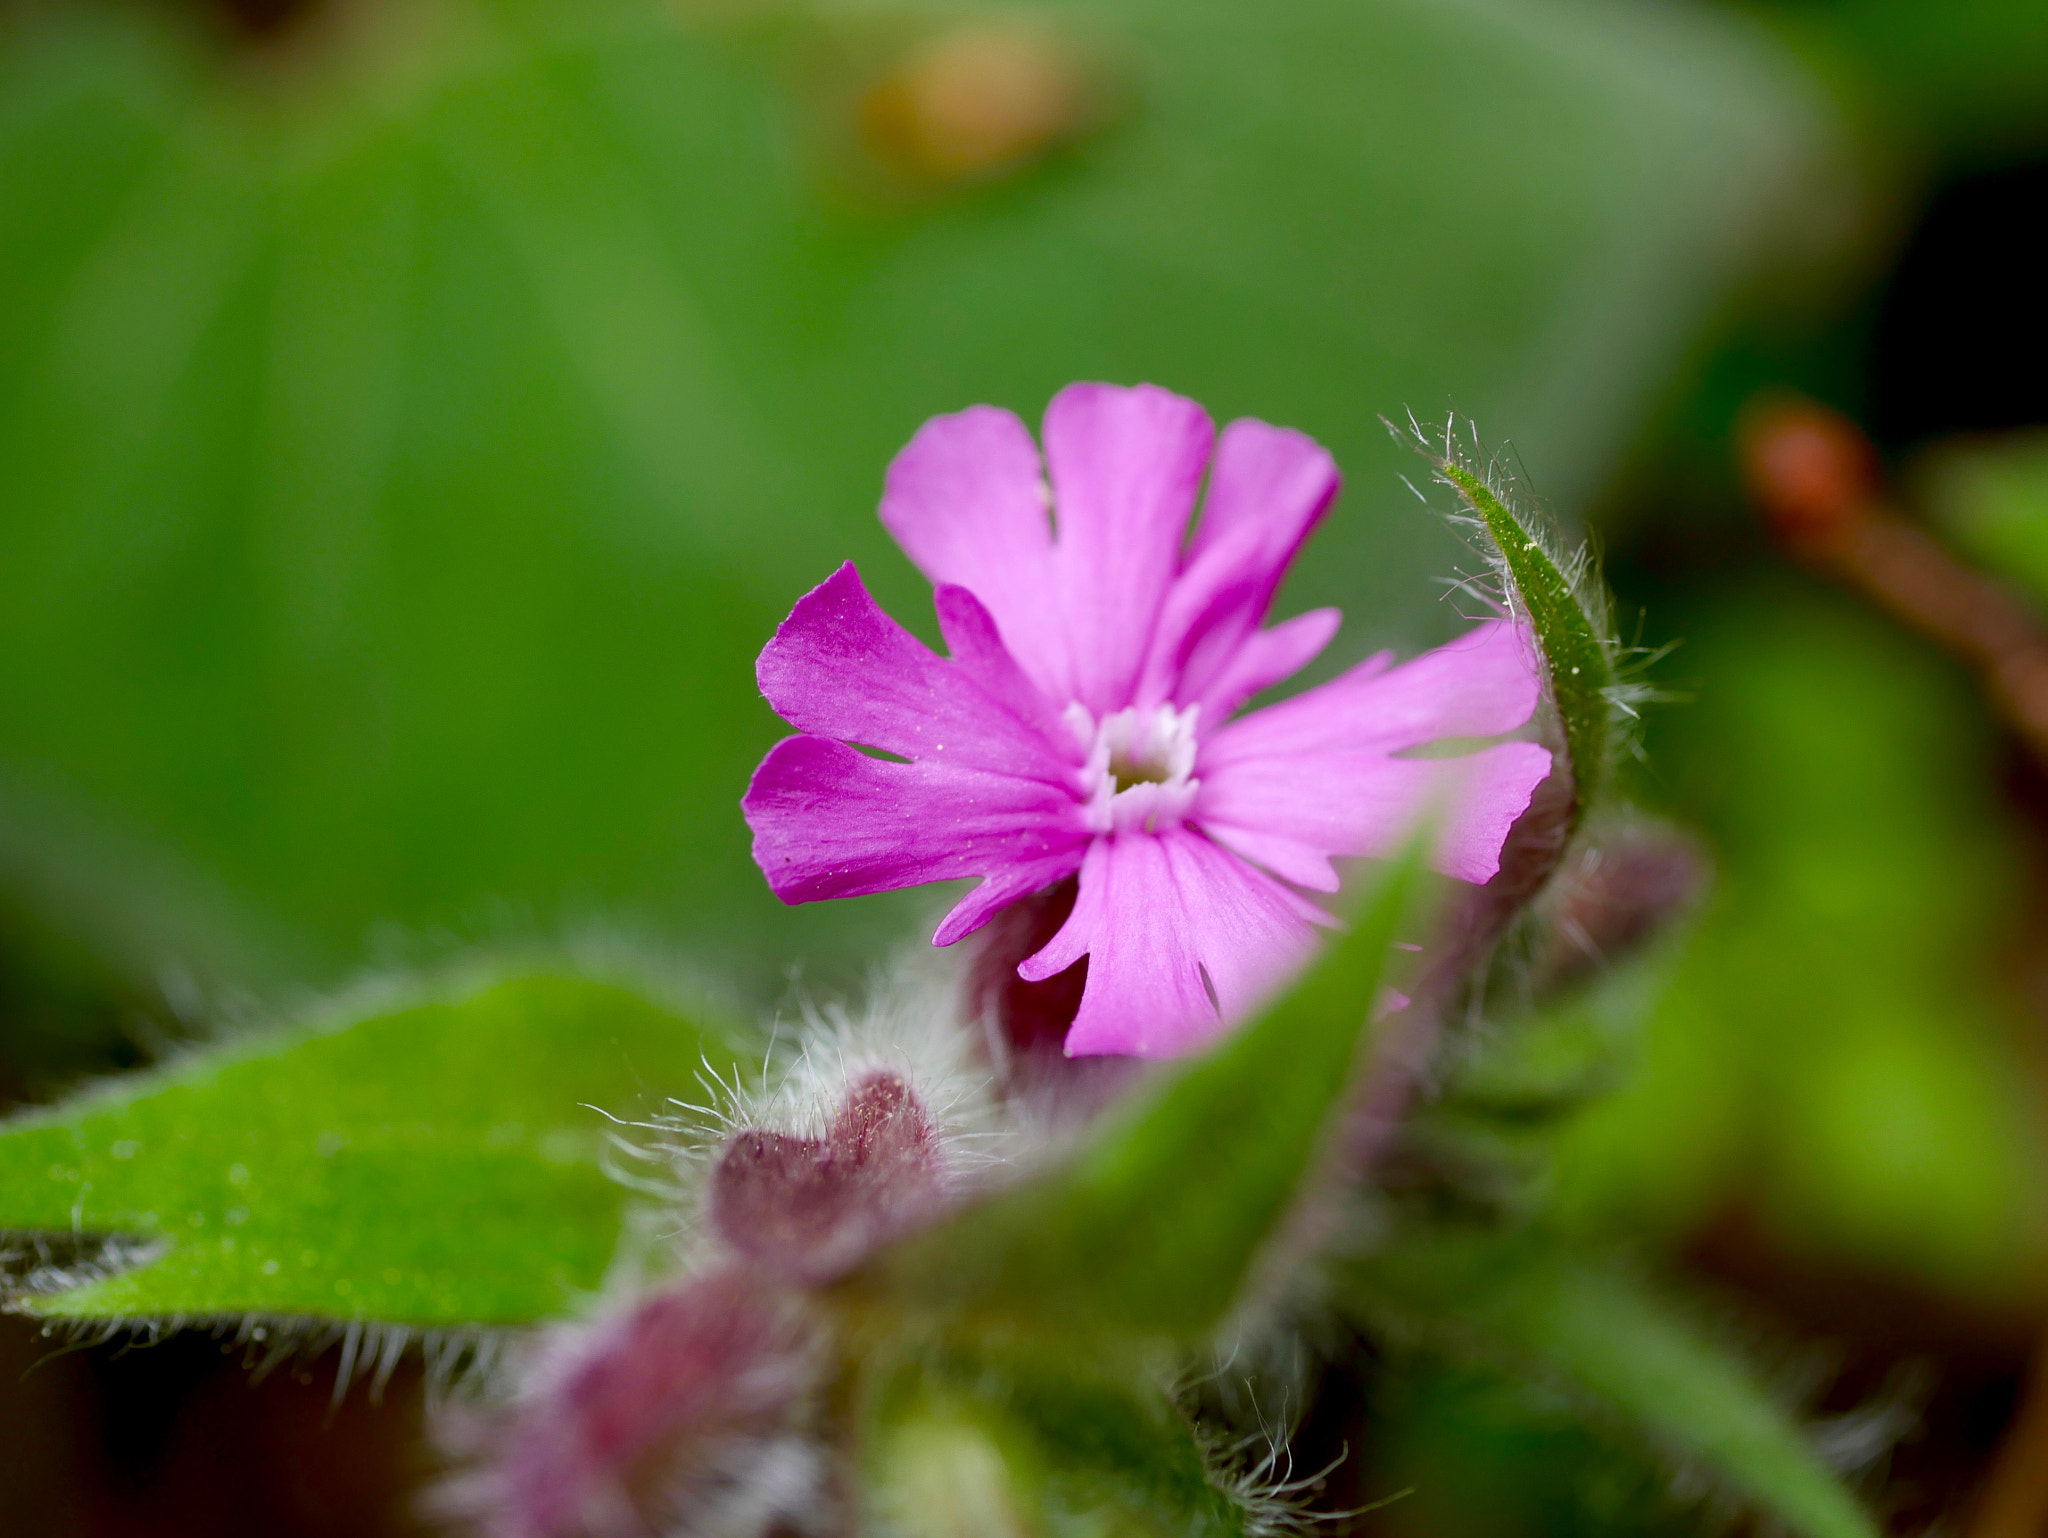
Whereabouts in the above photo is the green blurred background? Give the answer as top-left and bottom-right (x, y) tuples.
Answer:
(1, 0), (2045, 1531)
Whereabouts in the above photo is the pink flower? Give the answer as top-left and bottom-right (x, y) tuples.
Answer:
(743, 384), (1552, 1058)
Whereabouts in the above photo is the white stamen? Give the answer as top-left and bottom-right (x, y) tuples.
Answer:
(1066, 701), (1202, 834)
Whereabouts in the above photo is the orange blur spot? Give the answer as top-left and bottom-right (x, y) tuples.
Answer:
(1738, 394), (1881, 544)
(862, 25), (1090, 185)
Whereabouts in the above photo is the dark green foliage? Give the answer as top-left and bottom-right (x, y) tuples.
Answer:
(1927, 433), (2048, 601)
(1545, 584), (2048, 1300)
(1339, 1231), (1880, 1538)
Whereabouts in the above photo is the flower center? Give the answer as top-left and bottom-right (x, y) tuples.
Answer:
(1067, 702), (1200, 834)
(1107, 748), (1174, 792)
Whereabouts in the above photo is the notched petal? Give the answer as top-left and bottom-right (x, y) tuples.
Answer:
(742, 735), (1088, 905)
(757, 562), (1073, 781)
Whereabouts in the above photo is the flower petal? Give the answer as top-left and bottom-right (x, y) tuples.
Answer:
(933, 583), (1076, 751)
(1195, 418), (1343, 560)
(744, 736), (1088, 904)
(1203, 618), (1540, 762)
(1189, 607), (1346, 721)
(1197, 740), (1554, 884)
(931, 852), (1089, 947)
(1200, 822), (1341, 892)
(1137, 419), (1341, 709)
(1041, 383), (1214, 714)
(1022, 830), (1327, 1059)
(879, 405), (1069, 701)
(757, 563), (1073, 782)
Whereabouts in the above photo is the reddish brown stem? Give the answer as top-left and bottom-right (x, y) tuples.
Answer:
(1741, 394), (2048, 769)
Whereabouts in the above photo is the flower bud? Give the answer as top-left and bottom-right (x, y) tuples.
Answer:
(439, 1266), (820, 1538)
(709, 1071), (943, 1284)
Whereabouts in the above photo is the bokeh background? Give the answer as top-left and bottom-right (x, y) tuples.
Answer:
(1, 0), (2045, 1532)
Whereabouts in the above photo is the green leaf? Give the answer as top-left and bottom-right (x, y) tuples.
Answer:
(1337, 1231), (1879, 1538)
(862, 1348), (1243, 1538)
(0, 969), (744, 1326)
(1431, 448), (1619, 817)
(845, 850), (1418, 1343)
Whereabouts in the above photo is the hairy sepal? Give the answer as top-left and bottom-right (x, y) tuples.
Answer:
(1394, 416), (1625, 829)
